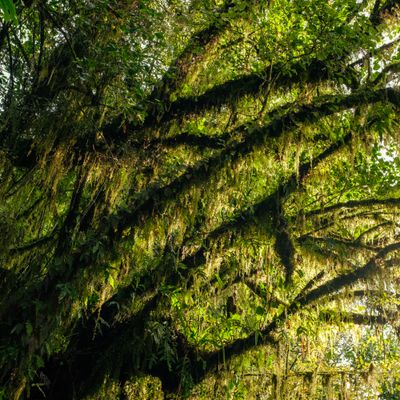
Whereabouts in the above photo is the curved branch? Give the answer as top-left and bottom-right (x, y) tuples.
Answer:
(117, 87), (400, 235)
(146, 0), (236, 108)
(297, 244), (400, 307)
(182, 245), (400, 391)
(64, 135), (354, 385)
(143, 60), (335, 128)
(9, 227), (58, 254)
(183, 131), (353, 270)
(305, 197), (400, 217)
(104, 58), (354, 142)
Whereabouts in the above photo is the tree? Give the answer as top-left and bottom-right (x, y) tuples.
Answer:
(1, 0), (400, 398)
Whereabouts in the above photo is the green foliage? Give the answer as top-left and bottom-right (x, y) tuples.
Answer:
(1, 0), (400, 399)
(0, 0), (16, 23)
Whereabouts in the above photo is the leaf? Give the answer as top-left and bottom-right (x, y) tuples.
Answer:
(108, 274), (115, 289)
(255, 306), (264, 316)
(215, 273), (223, 288)
(0, 0), (17, 23)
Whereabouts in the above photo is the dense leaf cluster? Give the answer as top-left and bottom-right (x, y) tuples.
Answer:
(1, 0), (400, 399)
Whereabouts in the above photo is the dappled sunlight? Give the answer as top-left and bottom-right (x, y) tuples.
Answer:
(1, 0), (400, 399)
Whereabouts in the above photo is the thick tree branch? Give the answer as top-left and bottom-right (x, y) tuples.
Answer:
(146, 0), (236, 108)
(180, 245), (400, 391)
(116, 87), (400, 236)
(297, 244), (400, 307)
(50, 134), (356, 396)
(304, 198), (400, 217)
